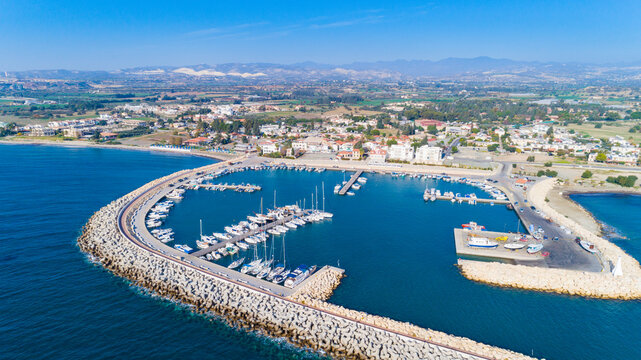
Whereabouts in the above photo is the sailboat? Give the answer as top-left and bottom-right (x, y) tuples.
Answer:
(227, 257), (245, 269)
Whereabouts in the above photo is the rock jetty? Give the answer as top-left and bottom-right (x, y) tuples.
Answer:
(78, 162), (533, 360)
(459, 178), (641, 300)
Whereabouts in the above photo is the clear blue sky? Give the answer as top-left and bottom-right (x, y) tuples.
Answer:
(1, 0), (640, 70)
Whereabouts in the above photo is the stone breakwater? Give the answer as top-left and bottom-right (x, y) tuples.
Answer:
(289, 266), (345, 301)
(77, 162), (532, 360)
(459, 179), (641, 300)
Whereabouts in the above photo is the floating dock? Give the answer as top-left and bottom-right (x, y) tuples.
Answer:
(426, 194), (510, 204)
(191, 210), (311, 257)
(454, 228), (545, 262)
(338, 170), (363, 195)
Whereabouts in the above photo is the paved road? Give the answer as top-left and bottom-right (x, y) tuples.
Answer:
(490, 162), (603, 271)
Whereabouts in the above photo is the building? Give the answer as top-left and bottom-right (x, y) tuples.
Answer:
(184, 136), (211, 146)
(368, 148), (388, 163)
(388, 144), (415, 162)
(414, 145), (442, 164)
(258, 140), (281, 154)
(100, 132), (118, 141)
(29, 127), (55, 137)
(337, 149), (361, 160)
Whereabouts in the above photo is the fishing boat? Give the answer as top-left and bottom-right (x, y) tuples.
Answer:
(580, 240), (598, 253)
(527, 243), (544, 254)
(467, 237), (499, 249)
(227, 257), (245, 269)
(462, 222), (485, 231)
(504, 243), (526, 250)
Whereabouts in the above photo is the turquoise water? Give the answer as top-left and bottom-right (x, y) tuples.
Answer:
(2, 144), (641, 360)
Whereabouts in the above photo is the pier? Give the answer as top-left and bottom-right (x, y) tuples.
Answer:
(454, 228), (544, 262)
(425, 194), (510, 205)
(197, 183), (262, 192)
(338, 170), (363, 195)
(191, 210), (311, 257)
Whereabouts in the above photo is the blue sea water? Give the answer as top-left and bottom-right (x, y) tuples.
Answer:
(2, 144), (641, 360)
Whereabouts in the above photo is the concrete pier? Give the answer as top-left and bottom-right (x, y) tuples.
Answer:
(338, 170), (364, 195)
(454, 228), (545, 263)
(426, 195), (510, 204)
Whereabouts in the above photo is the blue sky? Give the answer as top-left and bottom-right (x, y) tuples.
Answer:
(1, 0), (640, 70)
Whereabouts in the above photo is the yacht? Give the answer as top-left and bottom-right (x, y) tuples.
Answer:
(272, 269), (291, 284)
(266, 263), (285, 281)
(227, 257), (245, 270)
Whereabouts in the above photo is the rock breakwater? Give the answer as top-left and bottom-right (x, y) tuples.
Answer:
(78, 162), (533, 359)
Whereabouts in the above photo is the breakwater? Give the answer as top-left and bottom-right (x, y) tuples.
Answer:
(78, 160), (533, 360)
(459, 179), (641, 300)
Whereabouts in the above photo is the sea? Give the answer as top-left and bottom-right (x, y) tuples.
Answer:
(1, 143), (640, 360)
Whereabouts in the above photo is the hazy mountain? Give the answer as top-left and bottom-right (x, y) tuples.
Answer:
(5, 57), (641, 83)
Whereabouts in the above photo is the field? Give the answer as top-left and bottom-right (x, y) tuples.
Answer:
(567, 121), (641, 144)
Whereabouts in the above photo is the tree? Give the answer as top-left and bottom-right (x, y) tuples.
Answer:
(595, 123), (603, 128)
(595, 153), (607, 162)
(544, 162), (552, 167)
(527, 155), (535, 162)
(487, 144), (499, 152)
(386, 139), (397, 146)
(581, 170), (593, 179)
(451, 146), (459, 154)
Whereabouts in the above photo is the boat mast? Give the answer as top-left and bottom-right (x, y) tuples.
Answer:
(322, 182), (325, 212)
(283, 233), (286, 268)
(199, 219), (202, 238)
(315, 186), (318, 210)
(274, 190), (276, 208)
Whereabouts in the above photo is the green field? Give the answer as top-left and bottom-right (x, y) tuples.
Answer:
(568, 121), (641, 144)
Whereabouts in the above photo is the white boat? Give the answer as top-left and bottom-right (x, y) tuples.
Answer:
(236, 241), (249, 250)
(504, 243), (526, 250)
(352, 183), (361, 190)
(527, 243), (544, 254)
(357, 177), (367, 184)
(227, 257), (245, 269)
(285, 221), (298, 229)
(267, 228), (280, 235)
(212, 251), (221, 260)
(346, 191), (355, 196)
(334, 184), (341, 194)
(467, 237), (498, 249)
(580, 240), (598, 253)
(196, 240), (210, 249)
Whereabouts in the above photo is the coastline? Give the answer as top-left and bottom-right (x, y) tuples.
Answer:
(459, 179), (641, 300)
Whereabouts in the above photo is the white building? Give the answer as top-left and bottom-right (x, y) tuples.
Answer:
(368, 148), (388, 163)
(414, 145), (442, 164)
(258, 140), (280, 154)
(388, 144), (414, 162)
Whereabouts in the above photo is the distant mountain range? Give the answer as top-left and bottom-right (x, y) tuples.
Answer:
(5, 57), (641, 83)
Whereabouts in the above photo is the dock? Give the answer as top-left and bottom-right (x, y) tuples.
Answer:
(197, 183), (262, 192)
(338, 170), (363, 195)
(191, 210), (311, 257)
(425, 194), (510, 205)
(454, 228), (545, 262)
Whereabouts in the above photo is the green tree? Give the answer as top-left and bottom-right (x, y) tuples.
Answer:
(386, 139), (397, 146)
(527, 155), (535, 162)
(581, 170), (593, 179)
(595, 153), (607, 162)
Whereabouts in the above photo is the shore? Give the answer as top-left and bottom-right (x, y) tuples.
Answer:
(459, 179), (641, 300)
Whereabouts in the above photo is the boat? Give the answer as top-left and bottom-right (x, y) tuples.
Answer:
(267, 228), (281, 235)
(495, 236), (508, 241)
(504, 243), (526, 250)
(196, 240), (210, 249)
(580, 240), (598, 253)
(334, 184), (341, 194)
(462, 222), (485, 231)
(352, 183), (361, 190)
(527, 243), (544, 254)
(467, 237), (498, 249)
(266, 263), (285, 281)
(241, 259), (262, 274)
(284, 265), (312, 288)
(227, 257), (245, 269)
(346, 191), (355, 196)
(357, 177), (367, 184)
(272, 269), (291, 284)
(236, 241), (249, 250)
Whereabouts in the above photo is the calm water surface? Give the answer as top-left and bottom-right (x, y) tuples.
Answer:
(2, 144), (640, 360)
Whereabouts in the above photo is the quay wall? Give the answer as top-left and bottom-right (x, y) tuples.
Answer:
(459, 179), (641, 300)
(77, 161), (533, 360)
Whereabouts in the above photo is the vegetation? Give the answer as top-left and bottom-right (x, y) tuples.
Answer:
(606, 175), (638, 187)
(581, 170), (593, 179)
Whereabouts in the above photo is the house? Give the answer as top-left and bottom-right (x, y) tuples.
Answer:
(184, 136), (211, 146)
(258, 140), (281, 154)
(368, 148), (388, 163)
(29, 127), (55, 137)
(337, 149), (361, 160)
(414, 145), (442, 164)
(100, 132), (118, 141)
(388, 144), (415, 162)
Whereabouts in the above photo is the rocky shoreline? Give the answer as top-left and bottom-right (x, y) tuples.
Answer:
(459, 179), (641, 300)
(77, 163), (533, 360)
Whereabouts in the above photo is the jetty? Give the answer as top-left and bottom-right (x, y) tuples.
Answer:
(191, 210), (311, 257)
(425, 194), (510, 205)
(338, 170), (363, 195)
(197, 183), (261, 192)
